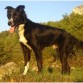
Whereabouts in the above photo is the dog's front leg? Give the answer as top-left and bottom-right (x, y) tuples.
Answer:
(20, 42), (31, 75)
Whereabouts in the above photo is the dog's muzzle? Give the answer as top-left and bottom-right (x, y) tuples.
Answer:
(8, 18), (14, 26)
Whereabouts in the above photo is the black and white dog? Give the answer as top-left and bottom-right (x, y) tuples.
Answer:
(5, 5), (83, 75)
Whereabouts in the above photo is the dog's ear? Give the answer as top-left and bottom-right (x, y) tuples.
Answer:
(5, 6), (14, 10)
(16, 5), (25, 12)
(5, 6), (14, 13)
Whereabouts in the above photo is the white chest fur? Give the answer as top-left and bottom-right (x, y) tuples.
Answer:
(18, 24), (32, 50)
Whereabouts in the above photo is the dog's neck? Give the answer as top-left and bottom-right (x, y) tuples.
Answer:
(18, 24), (25, 32)
(15, 24), (25, 34)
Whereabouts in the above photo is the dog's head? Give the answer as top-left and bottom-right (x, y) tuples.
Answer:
(5, 5), (27, 28)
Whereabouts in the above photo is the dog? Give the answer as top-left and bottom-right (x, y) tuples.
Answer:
(5, 5), (83, 75)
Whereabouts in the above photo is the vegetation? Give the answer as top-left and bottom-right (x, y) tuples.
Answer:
(0, 13), (83, 82)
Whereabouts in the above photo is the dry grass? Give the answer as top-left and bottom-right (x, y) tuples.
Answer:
(1, 48), (83, 82)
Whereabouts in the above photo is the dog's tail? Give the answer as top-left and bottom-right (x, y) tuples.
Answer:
(73, 37), (83, 50)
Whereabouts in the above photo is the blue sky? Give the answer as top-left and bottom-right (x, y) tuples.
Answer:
(0, 1), (83, 32)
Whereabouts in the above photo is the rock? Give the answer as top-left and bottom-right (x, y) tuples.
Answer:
(72, 4), (83, 15)
(71, 67), (75, 70)
(0, 62), (19, 80)
(32, 66), (38, 71)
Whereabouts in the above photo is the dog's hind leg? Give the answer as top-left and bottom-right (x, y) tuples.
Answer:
(58, 47), (70, 74)
(33, 47), (42, 73)
(20, 42), (31, 75)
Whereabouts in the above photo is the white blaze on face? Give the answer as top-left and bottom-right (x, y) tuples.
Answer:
(8, 18), (13, 23)
(23, 62), (30, 75)
(18, 24), (32, 50)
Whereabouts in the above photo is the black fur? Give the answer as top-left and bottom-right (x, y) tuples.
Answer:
(5, 5), (83, 74)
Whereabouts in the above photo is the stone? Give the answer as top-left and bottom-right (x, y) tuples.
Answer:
(72, 4), (83, 15)
(0, 62), (19, 80)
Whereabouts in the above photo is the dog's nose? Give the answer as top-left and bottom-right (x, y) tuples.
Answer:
(8, 21), (12, 26)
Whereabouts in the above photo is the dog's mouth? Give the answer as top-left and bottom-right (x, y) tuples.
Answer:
(8, 18), (16, 33)
(9, 25), (16, 33)
(9, 24), (25, 33)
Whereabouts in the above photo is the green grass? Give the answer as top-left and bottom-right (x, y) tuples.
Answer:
(1, 47), (83, 82)
(2, 65), (83, 82)
(2, 53), (83, 82)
